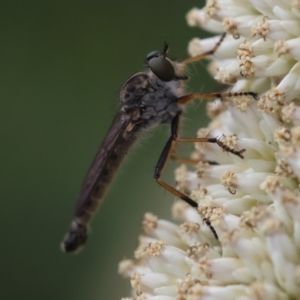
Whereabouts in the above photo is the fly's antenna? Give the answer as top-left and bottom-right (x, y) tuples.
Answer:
(163, 40), (169, 58)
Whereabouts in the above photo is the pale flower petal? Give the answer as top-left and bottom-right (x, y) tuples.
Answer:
(120, 1), (300, 299)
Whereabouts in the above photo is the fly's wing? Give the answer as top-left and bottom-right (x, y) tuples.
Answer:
(74, 110), (135, 216)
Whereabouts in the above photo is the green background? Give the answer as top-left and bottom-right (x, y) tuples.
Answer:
(1, 1), (218, 299)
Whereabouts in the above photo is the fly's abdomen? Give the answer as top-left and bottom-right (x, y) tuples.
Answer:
(61, 130), (137, 253)
(61, 219), (88, 253)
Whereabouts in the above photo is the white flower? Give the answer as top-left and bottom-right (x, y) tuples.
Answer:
(119, 1), (300, 299)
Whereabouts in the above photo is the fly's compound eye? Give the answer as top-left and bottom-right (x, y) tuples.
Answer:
(146, 51), (175, 82)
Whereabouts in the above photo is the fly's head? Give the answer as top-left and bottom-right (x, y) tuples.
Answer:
(146, 42), (187, 82)
(120, 42), (187, 113)
(120, 42), (187, 130)
(146, 42), (175, 82)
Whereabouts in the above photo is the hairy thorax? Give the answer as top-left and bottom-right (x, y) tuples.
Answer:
(120, 64), (185, 130)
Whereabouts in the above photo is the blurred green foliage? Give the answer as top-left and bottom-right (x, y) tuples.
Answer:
(0, 1), (219, 299)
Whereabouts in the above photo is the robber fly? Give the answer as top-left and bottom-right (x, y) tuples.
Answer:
(61, 33), (257, 253)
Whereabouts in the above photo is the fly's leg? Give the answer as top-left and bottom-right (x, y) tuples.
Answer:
(177, 91), (259, 105)
(169, 137), (199, 165)
(154, 115), (200, 209)
(171, 156), (199, 165)
(180, 32), (259, 103)
(170, 137), (219, 165)
(175, 136), (245, 158)
(177, 32), (259, 106)
(170, 132), (220, 165)
(154, 113), (246, 240)
(182, 32), (227, 65)
(154, 134), (218, 240)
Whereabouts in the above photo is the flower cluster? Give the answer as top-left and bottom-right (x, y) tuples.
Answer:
(119, 1), (300, 299)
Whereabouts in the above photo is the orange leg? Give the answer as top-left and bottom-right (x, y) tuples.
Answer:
(154, 113), (246, 240)
(182, 33), (227, 65)
(177, 91), (259, 105)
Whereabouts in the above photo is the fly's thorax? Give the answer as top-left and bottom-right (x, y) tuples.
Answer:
(120, 72), (149, 107)
(137, 70), (183, 128)
(120, 65), (186, 129)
